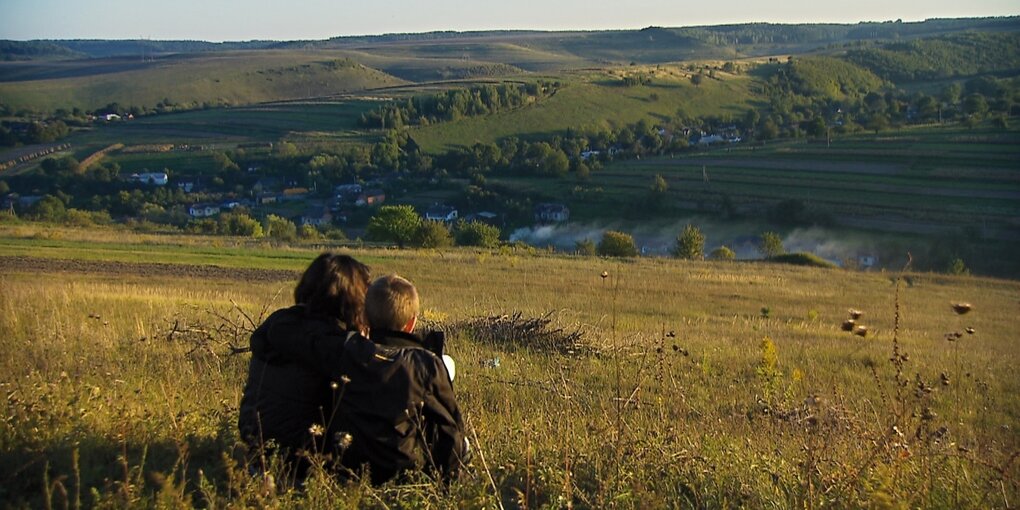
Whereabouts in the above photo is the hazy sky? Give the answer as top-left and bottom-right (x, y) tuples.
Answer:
(1, 0), (1016, 41)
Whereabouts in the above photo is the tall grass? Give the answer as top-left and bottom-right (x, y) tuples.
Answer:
(1, 236), (1018, 508)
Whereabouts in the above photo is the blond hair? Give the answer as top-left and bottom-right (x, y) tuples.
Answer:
(365, 274), (420, 331)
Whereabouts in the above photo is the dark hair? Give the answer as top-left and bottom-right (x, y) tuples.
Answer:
(294, 253), (371, 332)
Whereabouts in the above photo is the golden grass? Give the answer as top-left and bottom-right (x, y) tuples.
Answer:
(1, 234), (1018, 508)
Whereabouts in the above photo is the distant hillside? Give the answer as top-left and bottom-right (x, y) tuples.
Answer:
(0, 40), (85, 61)
(0, 52), (406, 113)
(771, 56), (886, 99)
(843, 32), (1020, 82)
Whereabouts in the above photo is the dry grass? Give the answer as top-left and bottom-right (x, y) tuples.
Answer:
(1, 232), (1018, 508)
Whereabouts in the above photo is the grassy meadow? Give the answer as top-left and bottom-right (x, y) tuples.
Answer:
(1, 226), (1018, 508)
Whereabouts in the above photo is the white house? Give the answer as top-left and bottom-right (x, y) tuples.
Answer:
(425, 204), (458, 223)
(131, 172), (168, 186)
(534, 203), (570, 223)
(188, 203), (221, 218)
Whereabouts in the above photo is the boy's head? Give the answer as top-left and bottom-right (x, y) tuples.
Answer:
(365, 274), (420, 333)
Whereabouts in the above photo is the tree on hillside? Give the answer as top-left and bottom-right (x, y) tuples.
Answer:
(757, 231), (786, 258)
(673, 224), (705, 260)
(651, 174), (669, 194)
(598, 230), (638, 258)
(367, 205), (422, 249)
(690, 73), (703, 87)
(27, 195), (66, 222)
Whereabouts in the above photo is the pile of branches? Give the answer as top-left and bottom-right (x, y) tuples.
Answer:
(450, 310), (594, 355)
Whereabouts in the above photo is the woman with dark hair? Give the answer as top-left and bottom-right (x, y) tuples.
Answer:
(238, 252), (370, 481)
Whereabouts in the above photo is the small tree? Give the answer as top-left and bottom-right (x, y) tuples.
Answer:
(416, 221), (453, 248)
(28, 195), (66, 222)
(709, 245), (736, 261)
(947, 258), (970, 276)
(299, 224), (322, 241)
(454, 220), (501, 248)
(264, 214), (297, 242)
(673, 224), (705, 260)
(575, 238), (596, 256)
(651, 174), (668, 194)
(367, 205), (422, 248)
(598, 230), (638, 258)
(219, 212), (264, 238)
(757, 231), (786, 258)
(0, 180), (9, 195)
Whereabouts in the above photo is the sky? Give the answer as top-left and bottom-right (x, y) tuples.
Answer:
(1, 0), (1017, 41)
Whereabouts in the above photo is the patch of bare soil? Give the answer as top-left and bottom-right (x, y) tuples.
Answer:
(0, 256), (299, 282)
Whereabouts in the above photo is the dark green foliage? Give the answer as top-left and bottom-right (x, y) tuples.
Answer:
(598, 230), (638, 258)
(358, 82), (559, 129)
(766, 252), (837, 268)
(27, 195), (66, 221)
(454, 220), (501, 248)
(845, 32), (1020, 83)
(367, 205), (422, 249)
(416, 221), (453, 248)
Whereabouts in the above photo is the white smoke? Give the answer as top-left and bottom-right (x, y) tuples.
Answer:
(511, 221), (883, 264)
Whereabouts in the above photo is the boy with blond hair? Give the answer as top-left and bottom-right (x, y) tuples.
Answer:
(265, 273), (468, 484)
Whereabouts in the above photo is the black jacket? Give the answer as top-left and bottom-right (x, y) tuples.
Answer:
(266, 326), (469, 485)
(237, 306), (348, 475)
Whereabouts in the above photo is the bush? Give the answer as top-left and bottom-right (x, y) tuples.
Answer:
(454, 220), (501, 248)
(219, 212), (264, 238)
(597, 230), (638, 258)
(27, 195), (66, 222)
(575, 238), (596, 256)
(299, 224), (322, 241)
(709, 245), (736, 261)
(416, 221), (453, 248)
(766, 252), (837, 268)
(264, 214), (297, 242)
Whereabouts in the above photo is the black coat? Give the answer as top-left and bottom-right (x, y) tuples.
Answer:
(237, 306), (349, 475)
(266, 326), (469, 485)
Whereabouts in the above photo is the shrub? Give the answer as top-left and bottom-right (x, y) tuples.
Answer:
(598, 230), (638, 258)
(264, 214), (297, 242)
(709, 245), (736, 261)
(454, 220), (500, 248)
(416, 221), (453, 248)
(767, 252), (837, 268)
(574, 238), (596, 256)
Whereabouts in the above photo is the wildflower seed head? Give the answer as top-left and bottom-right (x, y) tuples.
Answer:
(853, 325), (868, 337)
(841, 319), (855, 332)
(965, 327), (975, 335)
(308, 424), (324, 437)
(600, 270), (609, 279)
(951, 302), (972, 315)
(340, 375), (351, 384)
(848, 309), (863, 320)
(335, 432), (353, 449)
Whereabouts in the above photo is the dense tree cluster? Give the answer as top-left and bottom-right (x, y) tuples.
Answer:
(358, 82), (560, 129)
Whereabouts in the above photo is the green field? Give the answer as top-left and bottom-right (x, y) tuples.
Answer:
(1, 227), (1018, 507)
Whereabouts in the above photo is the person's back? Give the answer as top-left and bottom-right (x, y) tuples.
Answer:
(333, 274), (467, 484)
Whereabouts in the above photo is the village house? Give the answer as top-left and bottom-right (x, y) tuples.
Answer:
(534, 203), (570, 223)
(188, 203), (221, 218)
(334, 183), (363, 203)
(256, 193), (279, 205)
(356, 189), (386, 207)
(130, 172), (169, 186)
(463, 211), (499, 225)
(425, 204), (458, 223)
(301, 206), (333, 227)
